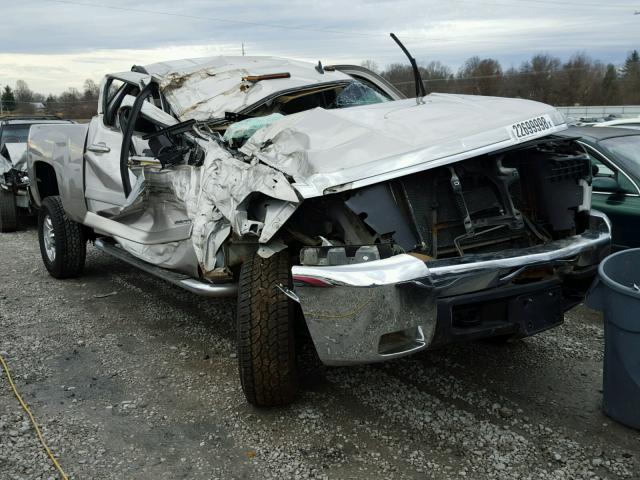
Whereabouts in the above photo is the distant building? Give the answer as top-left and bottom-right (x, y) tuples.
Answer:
(30, 102), (46, 112)
(556, 105), (640, 120)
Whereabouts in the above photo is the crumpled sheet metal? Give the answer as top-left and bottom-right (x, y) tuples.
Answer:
(2, 143), (28, 171)
(116, 237), (198, 275)
(241, 96), (567, 198)
(169, 140), (299, 271)
(0, 154), (11, 176)
(148, 56), (351, 121)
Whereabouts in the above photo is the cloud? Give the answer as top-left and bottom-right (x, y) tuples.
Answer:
(0, 0), (637, 94)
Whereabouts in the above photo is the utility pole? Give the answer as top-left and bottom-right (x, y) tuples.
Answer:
(0, 84), (3, 116)
(242, 42), (245, 56)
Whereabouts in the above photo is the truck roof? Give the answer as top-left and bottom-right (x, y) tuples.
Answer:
(126, 56), (353, 121)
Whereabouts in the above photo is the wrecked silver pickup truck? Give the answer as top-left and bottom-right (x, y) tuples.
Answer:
(28, 56), (611, 406)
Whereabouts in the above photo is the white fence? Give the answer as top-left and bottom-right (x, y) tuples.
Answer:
(556, 105), (640, 119)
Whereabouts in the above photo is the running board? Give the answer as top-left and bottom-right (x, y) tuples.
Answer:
(94, 238), (238, 298)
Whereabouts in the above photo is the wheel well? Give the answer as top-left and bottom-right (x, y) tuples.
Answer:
(34, 162), (59, 200)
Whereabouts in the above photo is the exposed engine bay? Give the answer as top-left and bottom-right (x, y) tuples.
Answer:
(260, 138), (592, 267)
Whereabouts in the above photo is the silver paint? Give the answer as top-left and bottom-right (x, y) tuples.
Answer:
(293, 212), (611, 365)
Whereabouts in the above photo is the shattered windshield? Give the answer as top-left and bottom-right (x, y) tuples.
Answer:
(332, 81), (389, 108)
(247, 80), (390, 118)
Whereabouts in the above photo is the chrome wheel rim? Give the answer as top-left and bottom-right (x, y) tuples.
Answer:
(43, 214), (56, 262)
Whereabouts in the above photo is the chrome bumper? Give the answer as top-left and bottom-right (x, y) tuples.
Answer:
(292, 211), (611, 366)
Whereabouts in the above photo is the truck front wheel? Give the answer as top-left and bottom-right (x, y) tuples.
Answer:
(237, 252), (298, 406)
(38, 195), (86, 278)
(0, 189), (18, 232)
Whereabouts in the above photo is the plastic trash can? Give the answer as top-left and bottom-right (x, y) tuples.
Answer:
(586, 248), (640, 429)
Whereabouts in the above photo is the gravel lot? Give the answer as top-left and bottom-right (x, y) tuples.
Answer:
(1, 224), (639, 480)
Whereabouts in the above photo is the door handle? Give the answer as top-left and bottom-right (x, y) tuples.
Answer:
(87, 142), (111, 153)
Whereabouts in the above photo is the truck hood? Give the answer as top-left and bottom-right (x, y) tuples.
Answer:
(240, 94), (567, 198)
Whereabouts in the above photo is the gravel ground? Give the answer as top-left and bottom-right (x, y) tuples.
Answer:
(1, 224), (639, 480)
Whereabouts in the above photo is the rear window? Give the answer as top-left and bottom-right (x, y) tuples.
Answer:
(0, 124), (31, 146)
(600, 135), (640, 165)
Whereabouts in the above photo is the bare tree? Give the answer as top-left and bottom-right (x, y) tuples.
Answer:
(14, 80), (35, 113)
(360, 60), (379, 74)
(83, 79), (100, 100)
(457, 57), (503, 96)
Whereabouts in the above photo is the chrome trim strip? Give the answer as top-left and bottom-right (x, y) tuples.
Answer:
(293, 254), (430, 287)
(292, 212), (611, 287)
(593, 191), (640, 198)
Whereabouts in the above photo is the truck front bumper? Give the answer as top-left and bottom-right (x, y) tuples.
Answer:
(291, 211), (611, 366)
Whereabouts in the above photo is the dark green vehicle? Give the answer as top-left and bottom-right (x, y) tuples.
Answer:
(558, 126), (640, 250)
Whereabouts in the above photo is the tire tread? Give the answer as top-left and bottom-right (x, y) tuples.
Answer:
(38, 195), (86, 278)
(0, 189), (18, 232)
(237, 252), (297, 406)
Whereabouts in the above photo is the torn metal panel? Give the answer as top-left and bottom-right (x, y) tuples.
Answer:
(144, 56), (352, 121)
(2, 143), (28, 171)
(259, 199), (298, 244)
(114, 237), (199, 277)
(0, 153), (11, 175)
(199, 219), (231, 273)
(241, 95), (567, 198)
(162, 140), (299, 271)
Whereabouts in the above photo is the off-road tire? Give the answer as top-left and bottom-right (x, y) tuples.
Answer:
(237, 252), (298, 406)
(38, 195), (86, 279)
(0, 189), (18, 232)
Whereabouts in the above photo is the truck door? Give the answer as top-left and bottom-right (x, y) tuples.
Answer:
(84, 73), (150, 212)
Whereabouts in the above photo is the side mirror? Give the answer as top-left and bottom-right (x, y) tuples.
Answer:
(593, 176), (621, 193)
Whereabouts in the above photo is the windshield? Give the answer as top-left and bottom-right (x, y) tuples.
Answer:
(332, 81), (390, 108)
(600, 135), (640, 165)
(250, 80), (390, 117)
(0, 124), (31, 147)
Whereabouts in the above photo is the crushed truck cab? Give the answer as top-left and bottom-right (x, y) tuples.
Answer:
(27, 55), (611, 406)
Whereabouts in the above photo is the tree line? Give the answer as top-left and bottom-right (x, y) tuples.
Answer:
(1, 79), (99, 119)
(375, 49), (640, 106)
(1, 48), (639, 120)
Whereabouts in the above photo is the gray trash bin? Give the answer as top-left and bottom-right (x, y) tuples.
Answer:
(586, 248), (640, 430)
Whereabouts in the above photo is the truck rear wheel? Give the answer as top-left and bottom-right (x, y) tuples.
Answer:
(237, 252), (298, 406)
(38, 195), (86, 279)
(0, 189), (17, 232)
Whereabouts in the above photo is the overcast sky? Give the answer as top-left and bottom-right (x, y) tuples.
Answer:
(0, 0), (638, 95)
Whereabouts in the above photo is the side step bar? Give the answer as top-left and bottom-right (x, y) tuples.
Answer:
(94, 238), (238, 298)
